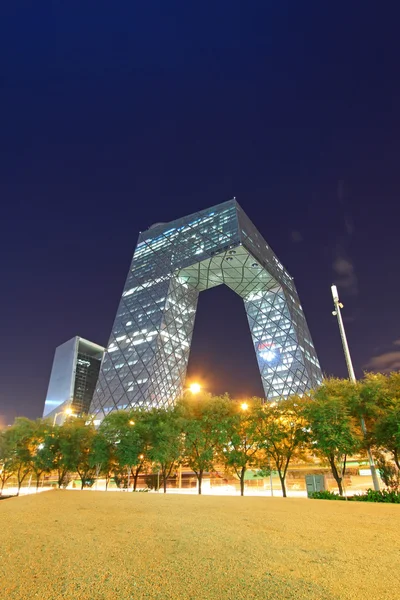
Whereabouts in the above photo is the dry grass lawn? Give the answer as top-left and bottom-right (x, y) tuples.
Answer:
(0, 490), (399, 599)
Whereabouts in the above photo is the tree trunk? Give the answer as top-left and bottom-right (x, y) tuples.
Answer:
(36, 474), (41, 491)
(105, 476), (109, 491)
(240, 467), (246, 496)
(329, 456), (343, 496)
(198, 470), (203, 495)
(278, 472), (287, 497)
(133, 467), (141, 491)
(81, 479), (85, 490)
(58, 469), (68, 489)
(163, 470), (167, 494)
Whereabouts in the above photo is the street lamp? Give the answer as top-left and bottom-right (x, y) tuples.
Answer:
(240, 402), (249, 411)
(331, 284), (380, 492)
(52, 407), (73, 426)
(189, 382), (201, 394)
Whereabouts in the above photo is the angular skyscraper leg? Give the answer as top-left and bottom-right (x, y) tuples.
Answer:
(244, 282), (321, 401)
(146, 276), (199, 407)
(91, 273), (198, 418)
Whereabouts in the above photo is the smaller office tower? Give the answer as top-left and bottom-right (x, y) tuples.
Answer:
(43, 337), (104, 424)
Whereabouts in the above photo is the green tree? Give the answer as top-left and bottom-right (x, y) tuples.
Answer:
(90, 430), (116, 490)
(147, 408), (182, 493)
(30, 420), (53, 490)
(218, 399), (263, 496)
(256, 396), (309, 497)
(42, 417), (98, 489)
(355, 373), (391, 423)
(374, 396), (400, 471)
(71, 418), (98, 489)
(374, 452), (399, 491)
(177, 393), (231, 495)
(0, 428), (15, 495)
(46, 419), (82, 488)
(99, 411), (130, 489)
(305, 382), (362, 495)
(8, 418), (37, 495)
(384, 371), (400, 402)
(100, 410), (150, 491)
(347, 374), (390, 482)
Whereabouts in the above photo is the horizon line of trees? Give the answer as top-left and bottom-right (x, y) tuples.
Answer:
(1, 373), (399, 497)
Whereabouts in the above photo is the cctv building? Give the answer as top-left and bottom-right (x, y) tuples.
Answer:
(90, 199), (322, 421)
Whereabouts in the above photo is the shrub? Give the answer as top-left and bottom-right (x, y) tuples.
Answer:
(144, 474), (157, 490)
(113, 470), (129, 489)
(375, 455), (400, 492)
(82, 478), (95, 488)
(352, 489), (400, 503)
(60, 474), (72, 489)
(309, 490), (345, 500)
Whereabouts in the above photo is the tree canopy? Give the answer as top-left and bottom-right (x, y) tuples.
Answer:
(1, 373), (400, 497)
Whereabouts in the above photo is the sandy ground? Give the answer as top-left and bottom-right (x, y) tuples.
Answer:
(0, 491), (398, 600)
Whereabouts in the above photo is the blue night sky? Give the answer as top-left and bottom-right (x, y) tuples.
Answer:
(1, 2), (400, 424)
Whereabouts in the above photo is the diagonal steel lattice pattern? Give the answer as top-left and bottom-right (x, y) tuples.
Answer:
(90, 200), (322, 420)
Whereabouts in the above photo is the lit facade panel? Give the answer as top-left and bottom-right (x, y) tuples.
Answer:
(43, 336), (104, 422)
(43, 337), (77, 417)
(90, 200), (322, 419)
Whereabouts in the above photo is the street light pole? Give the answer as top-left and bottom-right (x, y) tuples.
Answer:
(331, 285), (380, 492)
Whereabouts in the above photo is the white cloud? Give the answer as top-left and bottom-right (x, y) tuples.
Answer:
(365, 351), (400, 373)
(365, 340), (400, 371)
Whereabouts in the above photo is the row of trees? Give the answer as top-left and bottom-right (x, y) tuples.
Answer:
(1, 373), (399, 497)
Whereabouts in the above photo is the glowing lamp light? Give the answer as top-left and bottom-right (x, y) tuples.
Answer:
(189, 383), (201, 394)
(241, 402), (249, 411)
(65, 407), (73, 416)
(129, 420), (135, 426)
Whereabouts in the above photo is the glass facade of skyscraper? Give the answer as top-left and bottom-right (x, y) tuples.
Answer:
(73, 352), (102, 414)
(43, 336), (105, 423)
(90, 200), (322, 420)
